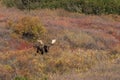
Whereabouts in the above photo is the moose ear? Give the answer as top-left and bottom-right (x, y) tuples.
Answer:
(37, 40), (44, 45)
(51, 39), (56, 45)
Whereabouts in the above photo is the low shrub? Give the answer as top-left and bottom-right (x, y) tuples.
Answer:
(14, 0), (40, 10)
(2, 0), (15, 7)
(63, 30), (97, 49)
(7, 16), (46, 41)
(14, 76), (28, 80)
(2, 0), (120, 14)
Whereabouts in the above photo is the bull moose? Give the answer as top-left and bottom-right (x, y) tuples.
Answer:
(34, 39), (56, 55)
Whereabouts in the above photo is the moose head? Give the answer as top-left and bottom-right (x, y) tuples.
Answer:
(34, 39), (56, 55)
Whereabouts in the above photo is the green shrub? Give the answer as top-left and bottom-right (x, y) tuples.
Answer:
(14, 0), (26, 9)
(14, 0), (40, 10)
(14, 76), (28, 80)
(38, 0), (120, 15)
(2, 0), (120, 14)
(2, 0), (15, 7)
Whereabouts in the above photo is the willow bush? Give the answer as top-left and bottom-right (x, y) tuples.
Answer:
(7, 16), (46, 41)
(2, 0), (120, 14)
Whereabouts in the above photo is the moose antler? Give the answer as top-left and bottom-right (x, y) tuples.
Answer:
(51, 39), (56, 45)
(35, 39), (56, 55)
(37, 40), (44, 45)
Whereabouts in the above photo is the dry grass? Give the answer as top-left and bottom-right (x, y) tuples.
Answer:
(0, 47), (119, 80)
(0, 48), (110, 79)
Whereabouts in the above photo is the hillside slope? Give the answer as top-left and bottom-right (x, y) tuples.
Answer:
(0, 7), (120, 80)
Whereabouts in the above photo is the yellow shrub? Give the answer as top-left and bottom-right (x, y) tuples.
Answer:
(7, 16), (46, 40)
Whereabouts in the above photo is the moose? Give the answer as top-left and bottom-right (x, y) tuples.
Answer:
(34, 39), (56, 55)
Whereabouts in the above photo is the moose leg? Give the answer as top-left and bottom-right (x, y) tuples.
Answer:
(37, 46), (44, 55)
(37, 48), (39, 53)
(35, 46), (39, 53)
(39, 48), (44, 55)
(44, 45), (49, 53)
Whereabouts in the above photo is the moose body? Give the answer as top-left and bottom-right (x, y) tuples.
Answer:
(34, 39), (56, 55)
(35, 45), (49, 55)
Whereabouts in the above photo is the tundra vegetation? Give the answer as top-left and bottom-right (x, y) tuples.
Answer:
(0, 0), (120, 80)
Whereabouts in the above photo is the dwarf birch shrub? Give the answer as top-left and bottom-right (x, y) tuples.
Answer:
(7, 16), (46, 40)
(64, 30), (97, 49)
